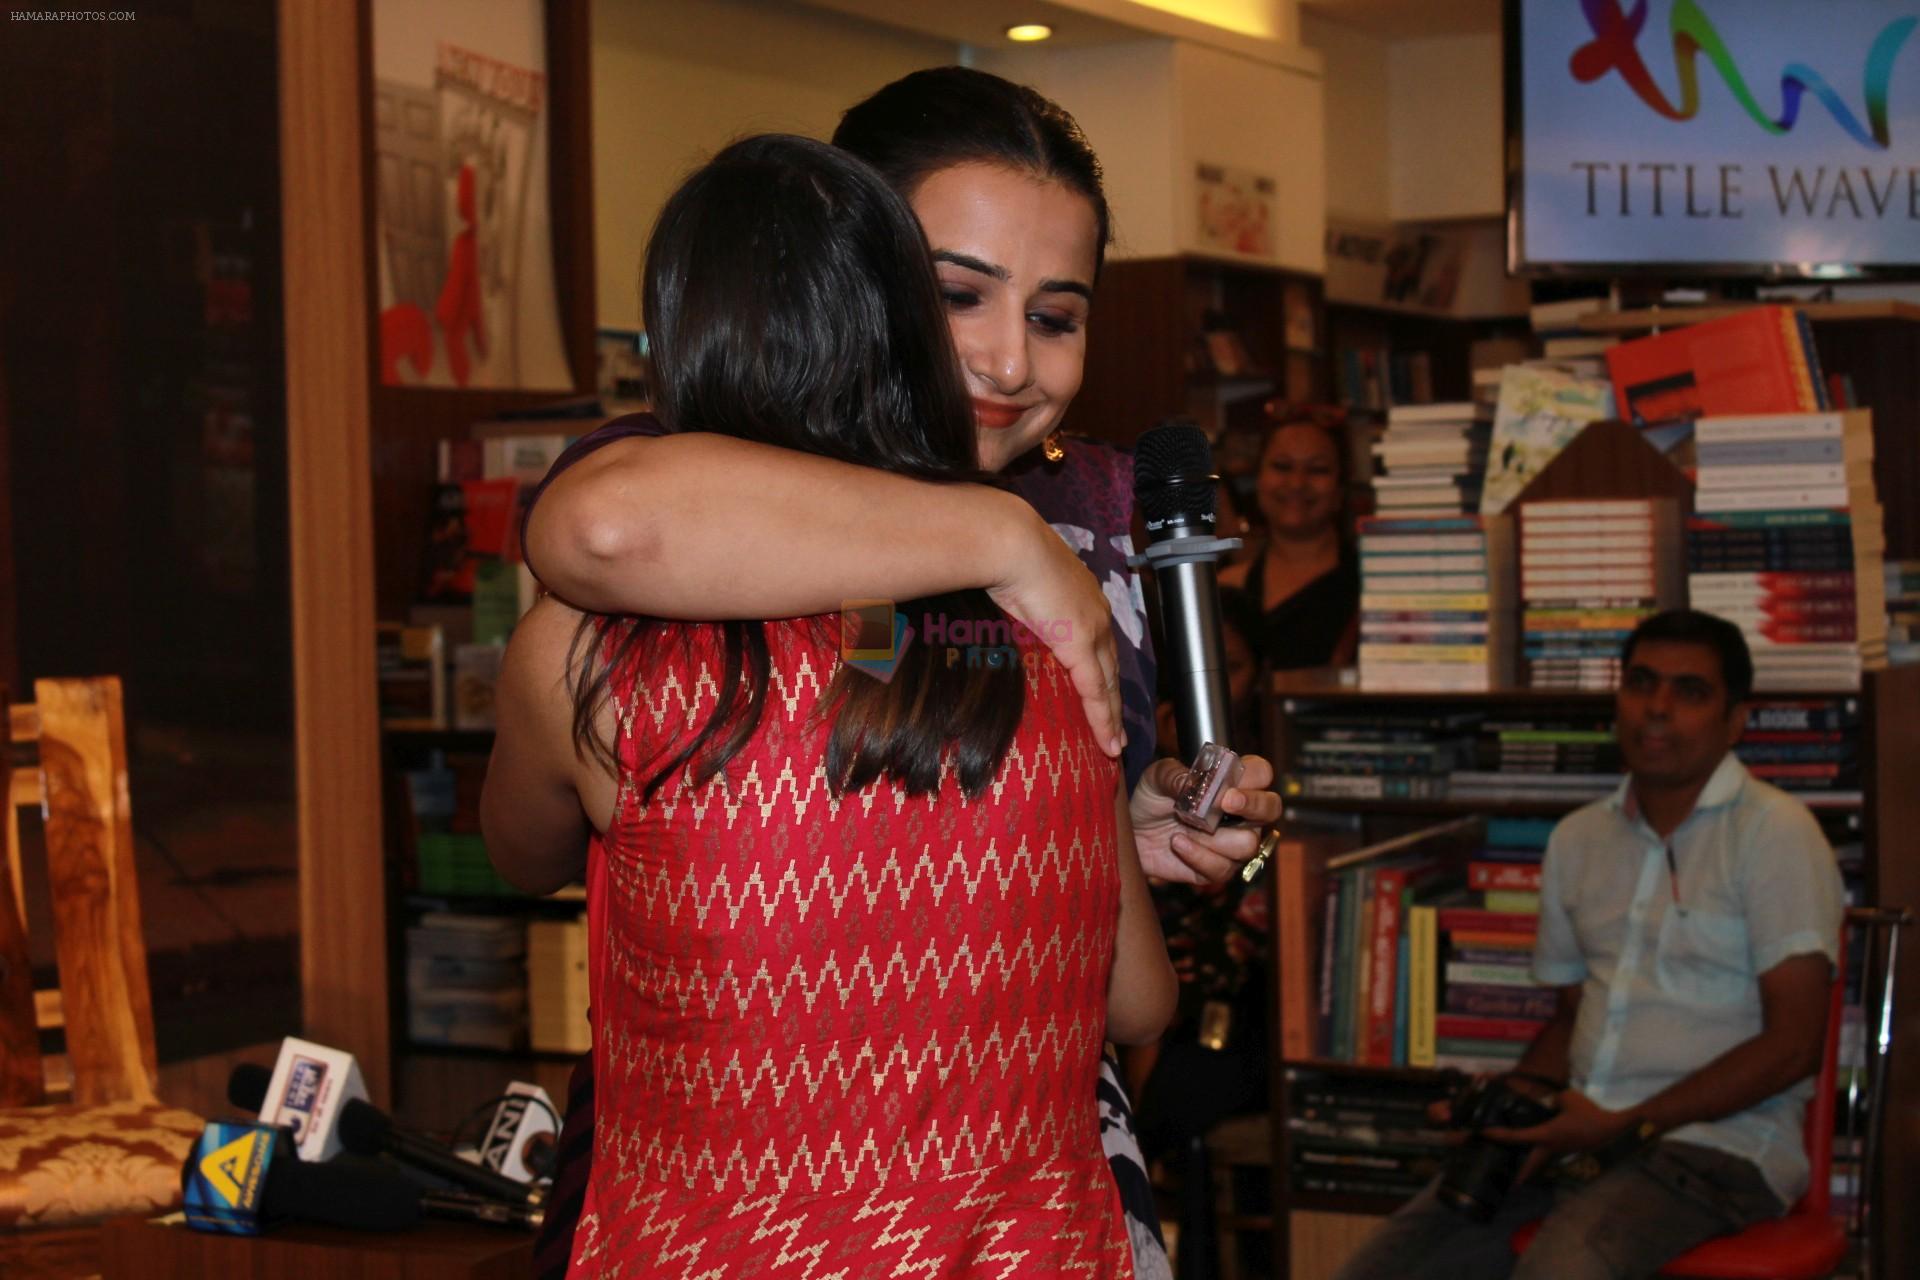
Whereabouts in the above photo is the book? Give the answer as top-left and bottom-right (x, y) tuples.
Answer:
(1407, 904), (1439, 1068)
(1605, 305), (1824, 426)
(1278, 839), (1326, 1061)
(376, 622), (447, 729)
(1480, 364), (1614, 515)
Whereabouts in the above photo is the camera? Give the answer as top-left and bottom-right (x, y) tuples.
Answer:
(1435, 1071), (1562, 1221)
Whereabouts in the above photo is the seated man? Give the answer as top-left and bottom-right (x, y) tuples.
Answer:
(1334, 609), (1844, 1280)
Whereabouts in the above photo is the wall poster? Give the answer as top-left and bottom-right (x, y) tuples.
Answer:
(372, 0), (571, 389)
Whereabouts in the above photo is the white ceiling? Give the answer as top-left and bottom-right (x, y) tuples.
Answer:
(793, 0), (1158, 50)
(1299, 0), (1502, 39)
(794, 0), (1502, 51)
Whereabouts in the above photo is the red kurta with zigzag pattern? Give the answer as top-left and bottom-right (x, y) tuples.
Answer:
(571, 616), (1133, 1279)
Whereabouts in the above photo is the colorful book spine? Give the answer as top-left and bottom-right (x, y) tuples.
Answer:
(1407, 905), (1438, 1069)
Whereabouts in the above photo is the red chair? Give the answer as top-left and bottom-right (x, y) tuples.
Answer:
(1508, 944), (1848, 1279)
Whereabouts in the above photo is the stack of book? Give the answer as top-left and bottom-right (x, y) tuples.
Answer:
(1448, 709), (1622, 805)
(1530, 295), (1616, 361)
(1368, 403), (1491, 516)
(1280, 706), (1481, 803)
(1408, 882), (1551, 1074)
(1285, 1067), (1452, 1201)
(1516, 499), (1682, 690)
(406, 913), (529, 1051)
(528, 916), (592, 1054)
(1358, 515), (1517, 692)
(1887, 560), (1920, 665)
(1688, 411), (1885, 690)
(1735, 697), (1862, 809)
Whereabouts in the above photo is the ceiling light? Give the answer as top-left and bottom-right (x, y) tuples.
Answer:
(1005, 23), (1054, 42)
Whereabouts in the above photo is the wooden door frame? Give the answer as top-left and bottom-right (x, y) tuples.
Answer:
(277, 0), (594, 1105)
(279, 0), (389, 1103)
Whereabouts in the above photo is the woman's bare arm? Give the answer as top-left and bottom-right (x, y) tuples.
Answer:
(1105, 780), (1179, 1045)
(480, 599), (614, 895)
(527, 433), (1125, 755)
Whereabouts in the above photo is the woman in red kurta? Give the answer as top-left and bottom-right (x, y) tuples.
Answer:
(482, 134), (1174, 1278)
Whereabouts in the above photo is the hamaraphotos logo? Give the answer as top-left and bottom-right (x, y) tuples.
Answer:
(841, 600), (913, 682)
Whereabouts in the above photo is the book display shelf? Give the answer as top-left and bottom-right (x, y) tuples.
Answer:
(1261, 666), (1918, 1279)
(1256, 407), (1920, 1278)
(1063, 255), (1328, 447)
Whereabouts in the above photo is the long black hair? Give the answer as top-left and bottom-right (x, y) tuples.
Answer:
(833, 66), (1113, 274)
(569, 134), (1024, 800)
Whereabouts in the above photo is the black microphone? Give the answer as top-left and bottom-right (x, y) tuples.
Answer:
(180, 1119), (423, 1234)
(1132, 420), (1241, 763)
(229, 1064), (541, 1207)
(337, 1097), (544, 1207)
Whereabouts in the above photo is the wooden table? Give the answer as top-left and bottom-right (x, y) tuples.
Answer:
(102, 1214), (536, 1279)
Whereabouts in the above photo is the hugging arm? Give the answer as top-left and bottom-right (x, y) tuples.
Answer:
(526, 433), (1123, 755)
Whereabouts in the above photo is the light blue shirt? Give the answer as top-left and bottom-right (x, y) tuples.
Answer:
(1533, 753), (1844, 1207)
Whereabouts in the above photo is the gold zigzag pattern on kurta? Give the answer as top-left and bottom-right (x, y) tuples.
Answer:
(589, 1166), (1118, 1280)
(607, 919), (1110, 1021)
(616, 1106), (1090, 1198)
(610, 821), (1109, 932)
(605, 638), (1108, 828)
(607, 1013), (1107, 1108)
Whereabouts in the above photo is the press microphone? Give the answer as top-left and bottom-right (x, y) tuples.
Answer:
(230, 1064), (541, 1207)
(1131, 420), (1245, 830)
(182, 1120), (421, 1235)
(473, 1082), (558, 1183)
(250, 1036), (368, 1162)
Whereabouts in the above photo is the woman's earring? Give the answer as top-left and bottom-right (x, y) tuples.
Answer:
(1042, 431), (1066, 463)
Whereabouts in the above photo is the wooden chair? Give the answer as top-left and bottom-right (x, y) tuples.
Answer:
(0, 678), (201, 1277)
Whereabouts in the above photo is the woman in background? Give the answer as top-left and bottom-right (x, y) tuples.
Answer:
(520, 68), (1282, 1279)
(1220, 411), (1360, 670)
(484, 134), (1174, 1276)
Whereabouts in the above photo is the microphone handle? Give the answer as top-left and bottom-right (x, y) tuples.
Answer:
(384, 1126), (543, 1206)
(1154, 554), (1235, 761)
(422, 1189), (546, 1232)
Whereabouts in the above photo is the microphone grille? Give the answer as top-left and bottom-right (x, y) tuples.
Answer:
(1133, 419), (1218, 530)
(336, 1098), (388, 1156)
(228, 1062), (273, 1113)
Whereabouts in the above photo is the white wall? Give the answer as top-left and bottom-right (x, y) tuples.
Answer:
(1300, 11), (1390, 224)
(973, 40), (1184, 261)
(591, 0), (951, 329)
(1173, 40), (1325, 270)
(980, 37), (1326, 272)
(1386, 31), (1504, 221)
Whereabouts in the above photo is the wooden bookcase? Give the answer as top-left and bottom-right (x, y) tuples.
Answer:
(1258, 666), (1919, 1279)
(1064, 254), (1327, 447)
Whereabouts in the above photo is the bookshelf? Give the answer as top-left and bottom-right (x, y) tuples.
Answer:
(1063, 254), (1327, 447)
(1259, 664), (1920, 1280)
(1326, 303), (1532, 412)
(381, 726), (590, 1075)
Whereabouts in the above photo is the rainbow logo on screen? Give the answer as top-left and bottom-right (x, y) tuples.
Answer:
(1571, 0), (1918, 150)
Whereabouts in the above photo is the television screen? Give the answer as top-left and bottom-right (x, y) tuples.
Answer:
(1510, 0), (1920, 276)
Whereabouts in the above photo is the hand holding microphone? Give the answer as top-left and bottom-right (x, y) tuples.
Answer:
(1130, 420), (1284, 884)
